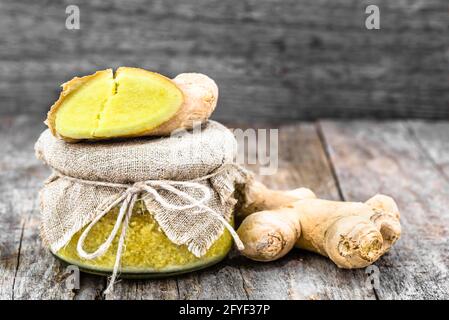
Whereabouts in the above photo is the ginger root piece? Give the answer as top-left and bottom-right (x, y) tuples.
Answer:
(236, 181), (401, 268)
(236, 179), (317, 219)
(46, 67), (218, 141)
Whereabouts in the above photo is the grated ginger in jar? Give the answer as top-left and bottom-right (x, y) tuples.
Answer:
(55, 201), (233, 277)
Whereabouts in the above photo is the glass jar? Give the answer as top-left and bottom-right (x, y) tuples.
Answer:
(54, 201), (233, 278)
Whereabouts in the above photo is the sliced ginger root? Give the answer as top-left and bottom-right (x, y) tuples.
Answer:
(237, 180), (401, 268)
(46, 67), (218, 141)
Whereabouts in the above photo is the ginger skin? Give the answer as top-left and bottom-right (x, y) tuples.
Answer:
(237, 180), (401, 268)
(149, 73), (218, 136)
(237, 180), (316, 219)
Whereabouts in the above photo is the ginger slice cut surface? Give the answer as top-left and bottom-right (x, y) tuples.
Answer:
(51, 67), (184, 140)
(94, 67), (183, 138)
(54, 69), (115, 140)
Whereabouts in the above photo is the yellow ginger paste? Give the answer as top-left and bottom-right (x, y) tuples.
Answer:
(56, 202), (233, 275)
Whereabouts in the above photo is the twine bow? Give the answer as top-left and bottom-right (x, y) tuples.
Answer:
(54, 165), (244, 294)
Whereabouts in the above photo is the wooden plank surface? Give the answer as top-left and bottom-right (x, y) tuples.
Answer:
(0, 115), (448, 299)
(0, 116), (107, 299)
(0, 116), (25, 299)
(0, 116), (64, 299)
(1, 0), (448, 120)
(320, 120), (449, 299)
(407, 121), (449, 180)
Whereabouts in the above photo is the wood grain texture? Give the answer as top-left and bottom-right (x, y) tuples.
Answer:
(320, 120), (449, 299)
(176, 261), (249, 300)
(0, 0), (448, 120)
(0, 116), (29, 299)
(105, 279), (179, 300)
(0, 116), (108, 299)
(407, 121), (449, 180)
(0, 116), (69, 299)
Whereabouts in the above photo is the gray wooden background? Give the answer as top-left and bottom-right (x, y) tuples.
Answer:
(0, 0), (448, 121)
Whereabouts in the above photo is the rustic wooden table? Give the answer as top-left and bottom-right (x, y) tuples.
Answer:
(0, 115), (448, 300)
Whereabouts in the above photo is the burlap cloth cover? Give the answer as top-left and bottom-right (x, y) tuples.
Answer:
(35, 121), (249, 258)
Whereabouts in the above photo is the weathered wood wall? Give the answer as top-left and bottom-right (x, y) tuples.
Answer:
(0, 0), (448, 120)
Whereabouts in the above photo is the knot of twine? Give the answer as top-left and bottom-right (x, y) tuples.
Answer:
(52, 164), (244, 294)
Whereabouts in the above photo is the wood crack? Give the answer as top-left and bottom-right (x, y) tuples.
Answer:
(315, 121), (345, 201)
(175, 278), (181, 299)
(237, 267), (250, 300)
(11, 216), (27, 300)
(99, 277), (109, 300)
